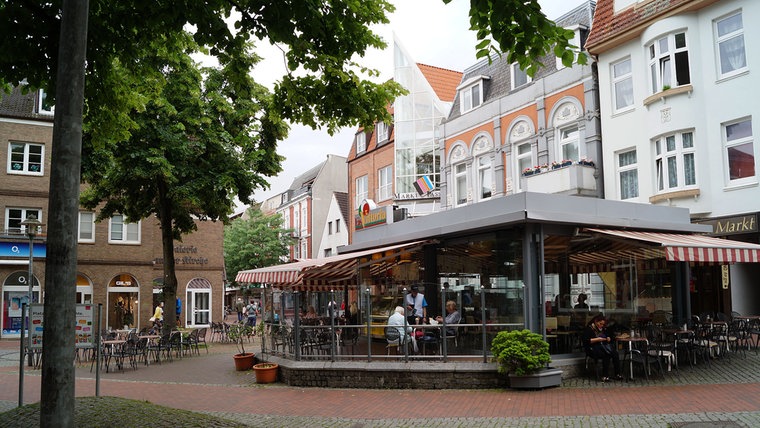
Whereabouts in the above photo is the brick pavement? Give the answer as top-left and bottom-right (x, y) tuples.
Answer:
(1, 338), (760, 427)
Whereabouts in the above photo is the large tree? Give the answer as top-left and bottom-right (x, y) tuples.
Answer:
(224, 206), (294, 286)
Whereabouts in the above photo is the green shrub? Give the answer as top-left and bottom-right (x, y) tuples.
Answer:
(490, 329), (551, 376)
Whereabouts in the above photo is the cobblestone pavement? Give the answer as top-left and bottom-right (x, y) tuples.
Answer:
(1, 338), (760, 427)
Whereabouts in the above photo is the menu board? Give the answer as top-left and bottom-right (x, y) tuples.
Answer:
(28, 304), (95, 349)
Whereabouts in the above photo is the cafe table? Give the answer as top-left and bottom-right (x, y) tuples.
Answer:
(617, 336), (648, 380)
(101, 339), (127, 372)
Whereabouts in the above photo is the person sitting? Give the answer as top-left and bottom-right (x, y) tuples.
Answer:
(575, 293), (589, 310)
(582, 314), (623, 382)
(304, 305), (318, 319)
(435, 300), (462, 336)
(387, 306), (418, 353)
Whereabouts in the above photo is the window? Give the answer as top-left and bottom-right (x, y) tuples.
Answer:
(8, 142), (44, 175)
(328, 221), (333, 235)
(655, 131), (696, 192)
(612, 58), (634, 111)
(376, 122), (390, 143)
(355, 132), (366, 154)
(454, 163), (468, 206)
(648, 32), (690, 93)
(378, 165), (393, 201)
(301, 205), (307, 234)
(516, 142), (533, 191)
(476, 156), (492, 200)
(109, 215), (140, 244)
(324, 249), (332, 257)
(355, 175), (368, 208)
(559, 126), (580, 162)
(460, 82), (482, 113)
(723, 118), (755, 183)
(335, 219), (340, 233)
(715, 12), (746, 78)
(37, 89), (54, 115)
(5, 208), (41, 235)
(617, 150), (639, 200)
(78, 212), (95, 243)
(511, 64), (531, 89)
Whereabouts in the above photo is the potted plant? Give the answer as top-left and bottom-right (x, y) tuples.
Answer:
(227, 323), (255, 371)
(490, 329), (562, 389)
(253, 362), (279, 383)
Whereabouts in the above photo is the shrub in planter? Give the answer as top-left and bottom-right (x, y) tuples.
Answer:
(490, 329), (551, 376)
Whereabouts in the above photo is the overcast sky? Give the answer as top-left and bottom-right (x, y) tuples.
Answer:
(244, 0), (589, 211)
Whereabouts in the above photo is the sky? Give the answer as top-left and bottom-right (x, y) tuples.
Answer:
(243, 0), (589, 212)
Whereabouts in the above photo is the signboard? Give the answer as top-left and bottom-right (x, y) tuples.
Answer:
(698, 214), (758, 236)
(0, 242), (47, 258)
(28, 304), (95, 349)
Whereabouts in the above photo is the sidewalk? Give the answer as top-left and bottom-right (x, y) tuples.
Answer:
(1, 338), (759, 427)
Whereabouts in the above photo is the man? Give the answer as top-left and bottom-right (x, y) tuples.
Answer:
(387, 306), (418, 353)
(235, 297), (244, 322)
(405, 285), (427, 324)
(245, 299), (258, 328)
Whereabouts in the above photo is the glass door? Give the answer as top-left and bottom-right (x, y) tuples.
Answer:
(187, 289), (211, 327)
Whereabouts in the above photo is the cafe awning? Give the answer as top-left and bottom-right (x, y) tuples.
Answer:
(234, 240), (428, 287)
(587, 228), (760, 263)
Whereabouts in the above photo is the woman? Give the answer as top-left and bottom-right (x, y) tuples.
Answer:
(435, 300), (461, 336)
(582, 314), (622, 382)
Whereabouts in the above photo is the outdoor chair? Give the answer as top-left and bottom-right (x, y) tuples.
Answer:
(385, 326), (404, 355)
(195, 327), (209, 353)
(625, 339), (663, 381)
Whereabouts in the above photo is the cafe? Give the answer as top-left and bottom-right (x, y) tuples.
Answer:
(235, 192), (760, 385)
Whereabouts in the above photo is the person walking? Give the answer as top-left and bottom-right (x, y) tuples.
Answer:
(245, 299), (259, 328)
(235, 297), (245, 322)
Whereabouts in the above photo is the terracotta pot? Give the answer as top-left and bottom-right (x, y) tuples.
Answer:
(233, 353), (255, 371)
(253, 362), (279, 383)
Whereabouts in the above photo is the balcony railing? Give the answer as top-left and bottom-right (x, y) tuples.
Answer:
(522, 163), (597, 196)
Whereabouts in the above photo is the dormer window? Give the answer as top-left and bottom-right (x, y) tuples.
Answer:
(37, 89), (54, 116)
(376, 122), (389, 144)
(556, 25), (588, 70)
(355, 131), (366, 154)
(457, 75), (489, 114)
(511, 64), (532, 89)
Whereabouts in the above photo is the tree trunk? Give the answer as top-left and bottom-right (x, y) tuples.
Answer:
(157, 180), (178, 336)
(40, 1), (89, 426)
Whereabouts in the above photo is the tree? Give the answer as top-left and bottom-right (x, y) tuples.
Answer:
(458, 0), (587, 75)
(224, 206), (295, 286)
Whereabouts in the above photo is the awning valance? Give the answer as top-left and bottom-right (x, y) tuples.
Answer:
(587, 228), (760, 263)
(234, 240), (427, 287)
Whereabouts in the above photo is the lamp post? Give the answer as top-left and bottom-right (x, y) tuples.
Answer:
(20, 214), (41, 366)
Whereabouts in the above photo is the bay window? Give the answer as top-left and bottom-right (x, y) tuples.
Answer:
(648, 32), (690, 93)
(655, 131), (696, 192)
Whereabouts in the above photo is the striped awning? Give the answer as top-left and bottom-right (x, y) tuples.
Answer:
(587, 229), (760, 263)
(234, 241), (427, 286)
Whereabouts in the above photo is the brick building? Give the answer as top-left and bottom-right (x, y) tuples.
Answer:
(0, 86), (224, 337)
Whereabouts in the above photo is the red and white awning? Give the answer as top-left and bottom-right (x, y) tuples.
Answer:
(234, 241), (427, 286)
(587, 228), (760, 263)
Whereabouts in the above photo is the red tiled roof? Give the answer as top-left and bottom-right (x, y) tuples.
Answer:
(417, 63), (462, 102)
(586, 0), (718, 54)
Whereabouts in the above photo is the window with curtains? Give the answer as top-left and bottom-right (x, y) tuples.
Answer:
(655, 131), (696, 192)
(648, 32), (690, 94)
(476, 156), (492, 200)
(723, 118), (755, 184)
(78, 212), (95, 242)
(454, 163), (468, 206)
(617, 149), (639, 200)
(355, 132), (366, 154)
(715, 11), (746, 78)
(377, 165), (393, 201)
(109, 215), (140, 244)
(460, 82), (483, 113)
(612, 57), (634, 112)
(355, 175), (368, 208)
(516, 142), (533, 191)
(559, 125), (580, 162)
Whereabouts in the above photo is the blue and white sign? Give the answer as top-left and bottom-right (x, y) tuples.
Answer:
(0, 242), (47, 258)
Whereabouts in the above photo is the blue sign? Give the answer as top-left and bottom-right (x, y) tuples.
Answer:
(0, 242), (47, 258)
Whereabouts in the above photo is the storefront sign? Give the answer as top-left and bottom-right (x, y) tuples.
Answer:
(699, 214), (757, 236)
(0, 242), (47, 258)
(28, 304), (94, 349)
(395, 191), (440, 200)
(722, 265), (729, 290)
(355, 200), (388, 230)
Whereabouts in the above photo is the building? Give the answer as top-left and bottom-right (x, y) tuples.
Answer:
(586, 0), (760, 315)
(276, 154), (348, 260)
(0, 86), (225, 337)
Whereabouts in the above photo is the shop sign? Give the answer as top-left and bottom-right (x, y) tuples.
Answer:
(722, 265), (730, 290)
(28, 304), (95, 349)
(699, 214), (757, 236)
(355, 199), (387, 230)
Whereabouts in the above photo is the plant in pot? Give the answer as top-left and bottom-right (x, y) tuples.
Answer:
(490, 329), (562, 389)
(253, 361), (279, 383)
(227, 323), (255, 371)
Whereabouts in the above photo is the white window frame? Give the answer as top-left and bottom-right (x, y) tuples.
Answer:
(335, 218), (340, 233)
(376, 122), (389, 144)
(723, 118), (755, 186)
(558, 125), (580, 162)
(654, 131), (697, 193)
(460, 82), (483, 113)
(355, 175), (368, 208)
(7, 141), (44, 175)
(648, 32), (690, 94)
(715, 11), (747, 79)
(5, 208), (42, 235)
(476, 155), (493, 201)
(612, 57), (634, 112)
(300, 205), (307, 236)
(556, 26), (583, 70)
(516, 142), (534, 192)
(37, 89), (55, 115)
(328, 221), (333, 235)
(454, 162), (468, 206)
(108, 215), (141, 244)
(78, 212), (95, 243)
(377, 165), (393, 201)
(355, 132), (366, 154)
(511, 64), (532, 89)
(617, 149), (639, 200)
